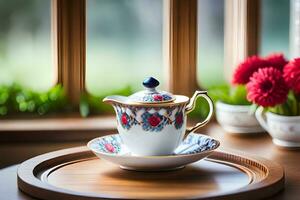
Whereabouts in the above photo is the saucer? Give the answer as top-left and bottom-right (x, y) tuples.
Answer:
(87, 133), (220, 171)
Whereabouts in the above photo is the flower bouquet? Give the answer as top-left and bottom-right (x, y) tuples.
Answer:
(212, 54), (289, 134)
(248, 56), (300, 148)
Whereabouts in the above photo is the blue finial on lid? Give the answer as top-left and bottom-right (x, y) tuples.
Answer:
(128, 77), (174, 103)
(143, 77), (159, 88)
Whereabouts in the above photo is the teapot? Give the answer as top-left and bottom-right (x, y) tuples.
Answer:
(103, 77), (214, 156)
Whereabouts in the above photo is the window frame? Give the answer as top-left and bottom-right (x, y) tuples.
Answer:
(224, 0), (260, 81)
(52, 0), (86, 106)
(168, 0), (198, 96)
(52, 0), (199, 105)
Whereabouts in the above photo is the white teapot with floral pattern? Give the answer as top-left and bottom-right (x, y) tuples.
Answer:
(103, 77), (214, 156)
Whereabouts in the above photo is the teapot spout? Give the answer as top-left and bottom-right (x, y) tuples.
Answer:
(103, 95), (128, 105)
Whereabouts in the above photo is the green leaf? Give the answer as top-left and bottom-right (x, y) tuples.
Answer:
(27, 100), (36, 112)
(80, 95), (90, 118)
(207, 84), (250, 105)
(0, 106), (7, 115)
(268, 104), (288, 116)
(230, 85), (251, 105)
(286, 91), (298, 116)
(208, 84), (230, 104)
(0, 92), (9, 104)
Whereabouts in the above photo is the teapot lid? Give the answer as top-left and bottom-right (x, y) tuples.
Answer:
(129, 77), (175, 104)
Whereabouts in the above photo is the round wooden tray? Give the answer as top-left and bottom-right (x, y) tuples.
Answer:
(17, 146), (284, 200)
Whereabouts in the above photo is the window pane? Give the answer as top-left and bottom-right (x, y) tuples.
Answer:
(87, 0), (164, 95)
(0, 0), (53, 91)
(197, 0), (225, 88)
(260, 0), (290, 57)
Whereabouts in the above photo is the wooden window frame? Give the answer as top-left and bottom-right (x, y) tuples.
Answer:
(224, 0), (260, 81)
(52, 0), (198, 105)
(52, 0), (86, 106)
(167, 0), (198, 96)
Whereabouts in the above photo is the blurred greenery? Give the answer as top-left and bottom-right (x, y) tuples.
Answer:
(2, 82), (299, 119)
(189, 97), (210, 119)
(189, 84), (250, 120)
(80, 86), (133, 117)
(208, 84), (251, 105)
(0, 84), (133, 117)
(0, 84), (68, 117)
(267, 91), (300, 116)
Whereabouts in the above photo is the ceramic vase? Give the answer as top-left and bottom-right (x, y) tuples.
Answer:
(255, 106), (300, 148)
(216, 101), (264, 134)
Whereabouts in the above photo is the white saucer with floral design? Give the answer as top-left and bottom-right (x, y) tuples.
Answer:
(87, 133), (220, 171)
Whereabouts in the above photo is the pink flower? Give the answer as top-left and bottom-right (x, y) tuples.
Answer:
(246, 67), (288, 107)
(283, 58), (300, 94)
(265, 53), (288, 70)
(232, 56), (268, 84)
(148, 115), (161, 127)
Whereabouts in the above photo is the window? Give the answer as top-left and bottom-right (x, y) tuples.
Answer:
(0, 0), (291, 119)
(260, 0), (290, 57)
(0, 0), (53, 91)
(197, 0), (225, 88)
(86, 0), (164, 95)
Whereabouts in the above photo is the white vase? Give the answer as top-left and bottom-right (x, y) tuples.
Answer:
(215, 101), (264, 134)
(255, 106), (300, 148)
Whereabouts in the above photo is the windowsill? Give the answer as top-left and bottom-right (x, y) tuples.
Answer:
(0, 115), (116, 131)
(0, 115), (117, 142)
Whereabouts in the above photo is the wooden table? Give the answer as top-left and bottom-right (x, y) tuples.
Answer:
(0, 123), (299, 199)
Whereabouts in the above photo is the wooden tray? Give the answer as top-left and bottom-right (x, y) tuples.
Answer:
(17, 146), (284, 200)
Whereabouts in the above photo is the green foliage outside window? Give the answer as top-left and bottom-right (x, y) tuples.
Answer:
(0, 84), (133, 118)
(188, 84), (251, 120)
(0, 83), (251, 119)
(0, 84), (68, 117)
(79, 87), (132, 117)
(208, 84), (251, 106)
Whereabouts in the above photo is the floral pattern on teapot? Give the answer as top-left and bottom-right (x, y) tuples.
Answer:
(142, 93), (173, 103)
(114, 104), (185, 132)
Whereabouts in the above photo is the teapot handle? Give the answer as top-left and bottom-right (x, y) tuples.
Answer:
(184, 91), (214, 139)
(255, 106), (269, 132)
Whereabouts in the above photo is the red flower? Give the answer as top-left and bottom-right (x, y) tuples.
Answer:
(153, 94), (163, 101)
(246, 67), (288, 107)
(232, 56), (268, 84)
(175, 113), (183, 125)
(265, 53), (288, 70)
(121, 113), (128, 125)
(104, 143), (115, 153)
(283, 58), (300, 94)
(148, 115), (161, 127)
